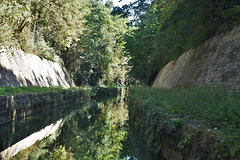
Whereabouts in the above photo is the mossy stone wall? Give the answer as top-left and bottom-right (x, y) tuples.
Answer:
(0, 87), (120, 125)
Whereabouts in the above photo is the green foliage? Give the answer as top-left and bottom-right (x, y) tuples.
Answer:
(0, 0), (89, 62)
(126, 0), (240, 84)
(65, 1), (131, 86)
(0, 0), (132, 86)
(129, 86), (240, 158)
(49, 145), (73, 160)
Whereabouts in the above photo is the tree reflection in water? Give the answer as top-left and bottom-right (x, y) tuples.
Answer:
(12, 97), (136, 159)
(57, 97), (130, 159)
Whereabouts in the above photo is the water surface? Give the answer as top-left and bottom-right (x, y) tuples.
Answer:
(1, 96), (138, 159)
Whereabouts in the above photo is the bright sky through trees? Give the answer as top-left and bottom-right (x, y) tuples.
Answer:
(104, 0), (135, 7)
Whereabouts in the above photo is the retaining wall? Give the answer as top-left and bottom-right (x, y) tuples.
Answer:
(0, 87), (120, 126)
(152, 26), (240, 91)
(0, 47), (75, 88)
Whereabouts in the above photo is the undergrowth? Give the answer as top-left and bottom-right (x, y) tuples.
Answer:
(129, 86), (240, 157)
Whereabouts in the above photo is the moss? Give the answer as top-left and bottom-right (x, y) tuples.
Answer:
(194, 69), (202, 80)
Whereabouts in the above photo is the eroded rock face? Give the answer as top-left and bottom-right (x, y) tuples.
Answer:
(152, 26), (240, 91)
(0, 48), (75, 87)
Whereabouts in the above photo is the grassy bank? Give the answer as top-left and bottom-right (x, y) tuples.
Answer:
(0, 86), (98, 96)
(129, 86), (240, 159)
(0, 86), (124, 126)
(0, 86), (64, 96)
(0, 85), (126, 96)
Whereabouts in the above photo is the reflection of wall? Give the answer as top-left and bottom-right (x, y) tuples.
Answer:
(152, 26), (240, 91)
(0, 87), (123, 159)
(0, 98), (87, 153)
(0, 119), (64, 159)
(0, 47), (74, 87)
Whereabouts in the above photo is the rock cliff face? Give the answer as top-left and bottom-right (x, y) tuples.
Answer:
(0, 47), (75, 87)
(152, 26), (240, 91)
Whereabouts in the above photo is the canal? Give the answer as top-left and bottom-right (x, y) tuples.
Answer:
(0, 90), (157, 160)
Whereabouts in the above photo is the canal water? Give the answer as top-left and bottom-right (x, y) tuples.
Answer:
(0, 92), (145, 160)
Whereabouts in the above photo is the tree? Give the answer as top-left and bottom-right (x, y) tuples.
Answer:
(67, 0), (131, 86)
(0, 0), (89, 62)
(125, 0), (240, 85)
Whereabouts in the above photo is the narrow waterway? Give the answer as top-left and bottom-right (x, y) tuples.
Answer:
(0, 89), (164, 160)
(0, 91), (143, 159)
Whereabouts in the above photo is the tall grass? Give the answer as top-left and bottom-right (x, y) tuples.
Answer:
(0, 86), (117, 96)
(0, 86), (96, 96)
(129, 86), (240, 156)
(0, 86), (65, 96)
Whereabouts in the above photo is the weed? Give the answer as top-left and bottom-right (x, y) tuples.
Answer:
(129, 86), (240, 158)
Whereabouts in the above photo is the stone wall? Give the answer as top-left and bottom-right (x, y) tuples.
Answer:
(0, 47), (75, 87)
(0, 87), (120, 126)
(152, 26), (240, 91)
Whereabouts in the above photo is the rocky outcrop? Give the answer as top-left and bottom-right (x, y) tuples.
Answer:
(0, 47), (75, 87)
(152, 26), (240, 91)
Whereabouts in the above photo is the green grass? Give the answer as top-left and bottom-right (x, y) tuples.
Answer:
(0, 86), (95, 96)
(0, 86), (63, 95)
(129, 86), (240, 156)
(0, 85), (122, 96)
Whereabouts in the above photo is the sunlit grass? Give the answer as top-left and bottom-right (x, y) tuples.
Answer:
(0, 85), (123, 96)
(0, 86), (96, 96)
(0, 86), (65, 96)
